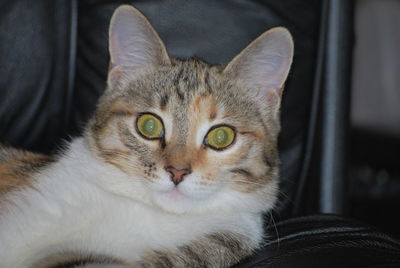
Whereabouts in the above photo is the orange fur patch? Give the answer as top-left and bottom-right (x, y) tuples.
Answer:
(0, 150), (52, 195)
(209, 102), (217, 120)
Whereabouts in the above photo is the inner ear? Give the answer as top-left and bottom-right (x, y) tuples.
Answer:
(223, 27), (294, 99)
(108, 5), (170, 70)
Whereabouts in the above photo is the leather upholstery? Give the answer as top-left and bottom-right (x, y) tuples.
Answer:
(235, 215), (400, 267)
(0, 0), (77, 153)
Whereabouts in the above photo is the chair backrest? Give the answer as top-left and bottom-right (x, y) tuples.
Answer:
(0, 0), (77, 152)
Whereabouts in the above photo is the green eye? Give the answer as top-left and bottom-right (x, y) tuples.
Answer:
(205, 125), (236, 150)
(136, 113), (164, 139)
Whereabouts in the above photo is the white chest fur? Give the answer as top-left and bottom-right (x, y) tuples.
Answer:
(0, 139), (263, 268)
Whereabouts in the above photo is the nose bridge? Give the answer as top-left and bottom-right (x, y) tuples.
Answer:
(165, 143), (192, 169)
(166, 105), (195, 169)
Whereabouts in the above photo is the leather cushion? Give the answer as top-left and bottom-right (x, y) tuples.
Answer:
(235, 215), (400, 267)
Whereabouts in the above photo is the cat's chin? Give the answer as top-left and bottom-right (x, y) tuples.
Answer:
(152, 188), (199, 214)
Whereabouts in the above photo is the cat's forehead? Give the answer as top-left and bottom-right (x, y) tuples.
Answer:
(119, 59), (258, 117)
(152, 58), (219, 100)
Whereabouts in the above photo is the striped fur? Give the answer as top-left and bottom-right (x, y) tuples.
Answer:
(140, 232), (254, 268)
(32, 252), (131, 268)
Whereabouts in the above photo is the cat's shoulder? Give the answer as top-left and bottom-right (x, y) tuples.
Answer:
(0, 146), (54, 194)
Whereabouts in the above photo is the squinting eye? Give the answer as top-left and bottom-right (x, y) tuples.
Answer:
(204, 125), (236, 150)
(136, 113), (164, 139)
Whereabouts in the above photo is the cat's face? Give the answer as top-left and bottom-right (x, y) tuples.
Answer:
(86, 5), (293, 214)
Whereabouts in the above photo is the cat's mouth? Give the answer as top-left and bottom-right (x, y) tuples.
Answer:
(159, 187), (189, 200)
(150, 184), (201, 213)
(158, 186), (193, 203)
(147, 173), (220, 213)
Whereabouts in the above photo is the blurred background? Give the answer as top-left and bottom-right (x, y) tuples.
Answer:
(350, 0), (400, 238)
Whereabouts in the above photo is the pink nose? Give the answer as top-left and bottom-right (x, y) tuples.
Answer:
(164, 166), (191, 185)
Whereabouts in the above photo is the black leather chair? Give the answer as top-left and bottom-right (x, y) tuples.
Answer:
(1, 0), (400, 266)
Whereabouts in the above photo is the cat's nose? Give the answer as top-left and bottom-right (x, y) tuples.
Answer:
(164, 166), (192, 185)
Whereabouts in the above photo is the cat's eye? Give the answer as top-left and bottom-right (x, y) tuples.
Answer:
(136, 113), (164, 140)
(204, 125), (236, 150)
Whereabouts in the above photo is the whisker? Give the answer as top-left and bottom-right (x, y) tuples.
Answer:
(268, 211), (280, 248)
(224, 178), (270, 187)
(276, 189), (291, 201)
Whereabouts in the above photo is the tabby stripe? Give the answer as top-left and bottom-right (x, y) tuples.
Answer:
(117, 122), (150, 155)
(160, 94), (169, 110)
(174, 67), (185, 100)
(111, 110), (133, 117)
(32, 252), (129, 268)
(230, 168), (254, 178)
(203, 69), (213, 95)
(141, 232), (254, 268)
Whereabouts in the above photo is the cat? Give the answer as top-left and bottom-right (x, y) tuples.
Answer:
(0, 4), (293, 268)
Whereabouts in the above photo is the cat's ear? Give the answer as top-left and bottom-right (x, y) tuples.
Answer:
(223, 27), (293, 107)
(108, 5), (170, 72)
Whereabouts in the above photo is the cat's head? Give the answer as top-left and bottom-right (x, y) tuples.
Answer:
(86, 5), (293, 214)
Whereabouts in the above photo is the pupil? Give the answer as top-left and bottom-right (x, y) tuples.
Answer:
(214, 129), (227, 145)
(145, 119), (155, 134)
